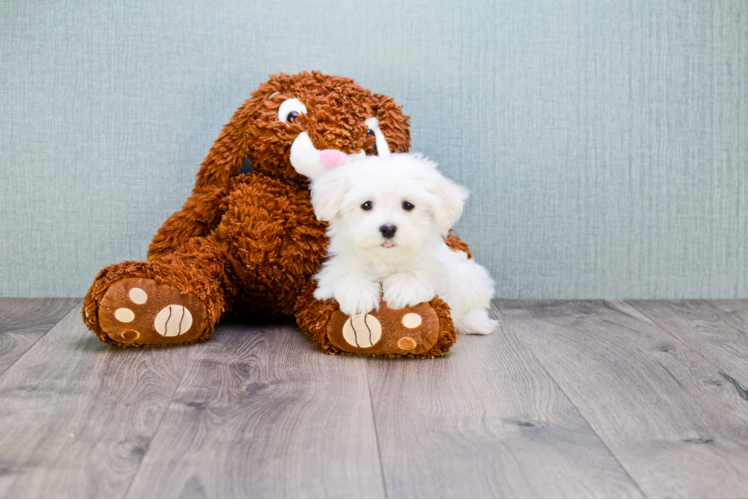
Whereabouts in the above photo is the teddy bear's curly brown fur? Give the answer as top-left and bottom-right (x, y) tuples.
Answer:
(82, 71), (466, 356)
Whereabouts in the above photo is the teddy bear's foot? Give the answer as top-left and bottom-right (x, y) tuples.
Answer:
(97, 278), (209, 346)
(325, 300), (456, 357)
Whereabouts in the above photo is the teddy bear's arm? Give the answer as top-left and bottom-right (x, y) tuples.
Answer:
(148, 184), (230, 261)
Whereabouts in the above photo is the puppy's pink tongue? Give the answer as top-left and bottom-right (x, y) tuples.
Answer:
(319, 149), (348, 170)
(382, 241), (394, 248)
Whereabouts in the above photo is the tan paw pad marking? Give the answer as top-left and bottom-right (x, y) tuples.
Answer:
(122, 330), (140, 341)
(114, 308), (135, 323)
(128, 287), (148, 304)
(154, 305), (193, 337)
(342, 314), (382, 348)
(398, 336), (417, 351)
(402, 313), (422, 328)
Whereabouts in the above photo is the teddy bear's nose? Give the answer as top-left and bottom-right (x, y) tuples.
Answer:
(319, 149), (348, 170)
(380, 224), (397, 239)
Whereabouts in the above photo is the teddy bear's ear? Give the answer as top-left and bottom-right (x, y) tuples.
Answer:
(427, 166), (470, 233)
(194, 102), (254, 190)
(311, 168), (350, 221)
(372, 93), (411, 154)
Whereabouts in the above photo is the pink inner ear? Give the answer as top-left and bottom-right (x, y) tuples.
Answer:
(319, 149), (348, 170)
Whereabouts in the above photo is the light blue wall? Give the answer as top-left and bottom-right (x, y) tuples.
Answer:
(2, 0), (746, 298)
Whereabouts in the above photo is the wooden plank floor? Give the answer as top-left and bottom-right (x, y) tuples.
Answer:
(0, 299), (746, 498)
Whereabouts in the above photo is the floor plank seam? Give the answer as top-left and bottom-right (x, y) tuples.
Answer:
(626, 300), (748, 394)
(364, 360), (390, 499)
(492, 300), (649, 499)
(0, 299), (81, 380)
(122, 348), (195, 499)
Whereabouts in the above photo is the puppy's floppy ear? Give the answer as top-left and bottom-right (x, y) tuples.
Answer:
(311, 168), (350, 221)
(428, 167), (470, 232)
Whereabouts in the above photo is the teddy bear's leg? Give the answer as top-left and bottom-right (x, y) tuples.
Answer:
(83, 236), (237, 347)
(295, 282), (457, 358)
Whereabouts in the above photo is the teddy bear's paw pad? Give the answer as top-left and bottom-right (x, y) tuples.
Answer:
(98, 278), (207, 345)
(342, 314), (382, 348)
(154, 305), (193, 337)
(327, 302), (440, 356)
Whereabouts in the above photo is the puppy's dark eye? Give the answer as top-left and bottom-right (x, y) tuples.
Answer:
(287, 111), (299, 122)
(361, 201), (373, 211)
(402, 201), (414, 211)
(366, 129), (375, 137)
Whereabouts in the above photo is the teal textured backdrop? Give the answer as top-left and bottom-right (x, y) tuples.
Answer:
(1, 0), (746, 298)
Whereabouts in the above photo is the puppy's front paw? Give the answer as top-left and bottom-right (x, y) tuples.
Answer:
(382, 274), (435, 310)
(456, 309), (499, 335)
(335, 281), (382, 317)
(313, 286), (334, 302)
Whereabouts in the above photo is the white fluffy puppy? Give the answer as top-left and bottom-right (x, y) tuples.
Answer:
(311, 153), (498, 334)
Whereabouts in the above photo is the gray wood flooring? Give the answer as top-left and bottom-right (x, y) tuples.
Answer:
(0, 298), (747, 498)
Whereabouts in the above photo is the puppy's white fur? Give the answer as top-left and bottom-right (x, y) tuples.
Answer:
(311, 153), (498, 334)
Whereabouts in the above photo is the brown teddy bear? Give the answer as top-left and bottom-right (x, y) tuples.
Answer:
(83, 71), (468, 357)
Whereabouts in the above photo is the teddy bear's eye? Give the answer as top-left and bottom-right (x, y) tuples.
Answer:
(361, 201), (373, 211)
(366, 129), (375, 137)
(278, 98), (307, 124)
(402, 201), (414, 211)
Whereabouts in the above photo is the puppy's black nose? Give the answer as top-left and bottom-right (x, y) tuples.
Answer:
(379, 224), (397, 239)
